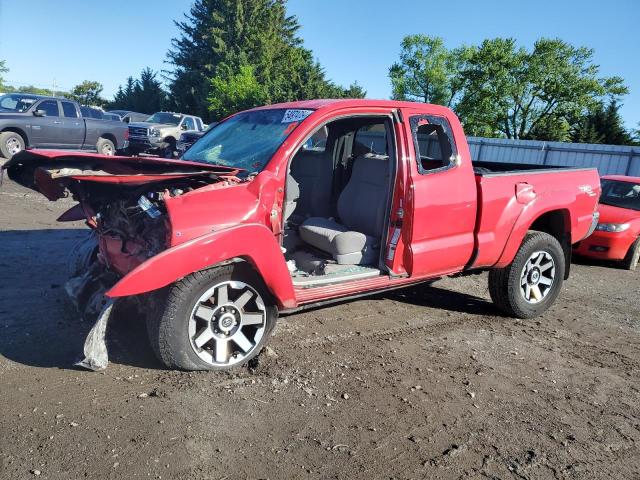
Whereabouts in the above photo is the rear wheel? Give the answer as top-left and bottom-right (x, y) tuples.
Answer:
(146, 264), (277, 371)
(622, 239), (640, 271)
(0, 131), (25, 159)
(96, 137), (115, 156)
(488, 231), (565, 319)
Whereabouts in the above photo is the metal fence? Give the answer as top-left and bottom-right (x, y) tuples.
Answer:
(468, 137), (640, 177)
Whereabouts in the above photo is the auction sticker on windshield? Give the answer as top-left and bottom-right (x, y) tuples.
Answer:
(281, 109), (313, 123)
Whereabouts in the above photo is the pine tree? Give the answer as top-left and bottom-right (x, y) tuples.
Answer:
(572, 100), (634, 146)
(109, 70), (166, 113)
(167, 0), (363, 121)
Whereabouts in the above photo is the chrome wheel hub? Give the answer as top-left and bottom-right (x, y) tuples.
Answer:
(6, 137), (22, 155)
(520, 251), (555, 304)
(188, 281), (266, 366)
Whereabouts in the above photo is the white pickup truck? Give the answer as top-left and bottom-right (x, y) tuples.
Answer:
(127, 111), (206, 157)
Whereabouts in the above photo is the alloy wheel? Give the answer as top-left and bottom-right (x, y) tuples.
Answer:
(188, 281), (267, 367)
(520, 250), (555, 304)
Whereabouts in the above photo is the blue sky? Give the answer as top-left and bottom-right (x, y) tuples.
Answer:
(0, 0), (638, 127)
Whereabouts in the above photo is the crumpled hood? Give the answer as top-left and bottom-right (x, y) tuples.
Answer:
(2, 149), (240, 200)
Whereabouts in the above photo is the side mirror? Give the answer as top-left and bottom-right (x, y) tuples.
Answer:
(180, 124), (188, 130)
(33, 109), (46, 117)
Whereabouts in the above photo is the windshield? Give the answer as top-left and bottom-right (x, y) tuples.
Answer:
(600, 179), (640, 211)
(146, 112), (182, 125)
(182, 108), (312, 174)
(0, 93), (39, 113)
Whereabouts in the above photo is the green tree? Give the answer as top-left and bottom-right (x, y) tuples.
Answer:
(0, 60), (8, 91)
(109, 69), (167, 113)
(458, 38), (628, 139)
(208, 63), (266, 119)
(167, 0), (362, 121)
(70, 80), (105, 106)
(111, 77), (136, 110)
(572, 100), (635, 145)
(389, 36), (629, 141)
(341, 82), (367, 99)
(132, 68), (167, 113)
(389, 35), (469, 106)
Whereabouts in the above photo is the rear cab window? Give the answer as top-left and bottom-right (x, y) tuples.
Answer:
(354, 123), (387, 155)
(61, 101), (78, 118)
(410, 115), (457, 173)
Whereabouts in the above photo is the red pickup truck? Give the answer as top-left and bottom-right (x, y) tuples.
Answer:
(4, 99), (601, 371)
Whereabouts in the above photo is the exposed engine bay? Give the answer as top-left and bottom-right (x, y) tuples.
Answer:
(2, 151), (243, 369)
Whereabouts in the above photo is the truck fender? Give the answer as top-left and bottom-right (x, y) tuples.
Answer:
(495, 192), (575, 268)
(105, 223), (296, 309)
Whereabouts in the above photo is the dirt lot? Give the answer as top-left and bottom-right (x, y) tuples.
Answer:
(1, 175), (639, 480)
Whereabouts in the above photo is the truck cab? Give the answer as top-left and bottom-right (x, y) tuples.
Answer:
(4, 99), (601, 371)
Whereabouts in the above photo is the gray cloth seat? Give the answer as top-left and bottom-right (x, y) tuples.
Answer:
(285, 149), (334, 225)
(299, 153), (390, 265)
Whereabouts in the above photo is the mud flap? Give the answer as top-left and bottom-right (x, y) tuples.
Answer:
(74, 299), (114, 371)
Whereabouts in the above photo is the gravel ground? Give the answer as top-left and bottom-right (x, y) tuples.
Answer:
(1, 176), (639, 480)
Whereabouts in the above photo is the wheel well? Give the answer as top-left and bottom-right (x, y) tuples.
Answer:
(210, 257), (277, 305)
(1, 127), (29, 146)
(163, 136), (176, 145)
(99, 133), (117, 148)
(529, 209), (571, 279)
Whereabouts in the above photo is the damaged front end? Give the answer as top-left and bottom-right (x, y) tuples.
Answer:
(3, 150), (241, 369)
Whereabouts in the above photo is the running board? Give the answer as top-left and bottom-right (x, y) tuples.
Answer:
(291, 268), (381, 287)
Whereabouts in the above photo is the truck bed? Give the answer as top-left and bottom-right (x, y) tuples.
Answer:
(471, 162), (600, 269)
(472, 160), (592, 176)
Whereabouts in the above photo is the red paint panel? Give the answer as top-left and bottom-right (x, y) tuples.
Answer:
(106, 224), (296, 309)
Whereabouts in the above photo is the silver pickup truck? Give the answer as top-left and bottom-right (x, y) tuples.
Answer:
(0, 93), (128, 158)
(127, 112), (205, 157)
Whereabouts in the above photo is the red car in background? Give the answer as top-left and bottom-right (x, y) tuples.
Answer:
(574, 175), (640, 270)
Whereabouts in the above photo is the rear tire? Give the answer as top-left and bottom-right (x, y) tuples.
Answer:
(488, 231), (565, 319)
(146, 264), (278, 371)
(96, 137), (115, 156)
(0, 131), (25, 159)
(622, 239), (640, 271)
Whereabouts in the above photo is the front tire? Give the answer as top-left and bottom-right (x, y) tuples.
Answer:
(622, 239), (640, 271)
(0, 131), (25, 159)
(488, 231), (565, 319)
(147, 264), (277, 371)
(160, 138), (176, 158)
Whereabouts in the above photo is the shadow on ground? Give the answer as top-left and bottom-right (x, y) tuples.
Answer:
(0, 228), (163, 371)
(383, 282), (502, 316)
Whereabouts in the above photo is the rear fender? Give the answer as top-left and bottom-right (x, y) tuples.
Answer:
(495, 192), (575, 268)
(105, 223), (296, 309)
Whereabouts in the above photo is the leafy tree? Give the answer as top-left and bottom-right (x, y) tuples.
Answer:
(389, 36), (629, 141)
(389, 35), (469, 106)
(458, 38), (628, 140)
(2, 84), (59, 96)
(167, 0), (363, 121)
(572, 100), (635, 145)
(70, 80), (105, 106)
(208, 63), (266, 119)
(0, 60), (8, 91)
